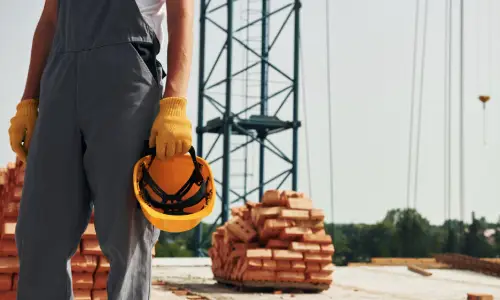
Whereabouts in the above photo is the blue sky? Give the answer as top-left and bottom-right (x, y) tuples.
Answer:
(0, 0), (498, 225)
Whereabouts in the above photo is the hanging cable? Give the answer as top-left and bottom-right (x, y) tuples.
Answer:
(477, 0), (492, 146)
(446, 0), (453, 223)
(444, 0), (450, 222)
(406, 0), (421, 209)
(413, 0), (429, 211)
(299, 40), (313, 199)
(459, 0), (465, 223)
(325, 0), (335, 232)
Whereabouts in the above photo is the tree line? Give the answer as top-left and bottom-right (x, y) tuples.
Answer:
(154, 208), (500, 266)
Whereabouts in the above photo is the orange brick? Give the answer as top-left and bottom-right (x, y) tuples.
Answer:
(72, 273), (93, 290)
(1, 221), (16, 239)
(261, 259), (277, 270)
(3, 202), (19, 218)
(279, 209), (310, 220)
(276, 260), (292, 271)
(301, 233), (332, 244)
(0, 240), (17, 256)
(71, 255), (98, 273)
(263, 219), (294, 231)
(81, 239), (102, 256)
(321, 244), (335, 255)
(227, 216), (257, 243)
(261, 190), (285, 206)
(286, 197), (313, 210)
(295, 220), (324, 229)
(276, 271), (305, 282)
(242, 270), (276, 281)
(0, 291), (16, 300)
(313, 228), (326, 235)
(467, 293), (494, 300)
(94, 273), (108, 289)
(280, 190), (305, 199)
(97, 256), (110, 273)
(0, 257), (18, 273)
(231, 206), (243, 216)
(305, 262), (321, 272)
(320, 263), (335, 273)
(246, 249), (272, 259)
(272, 250), (303, 261)
(92, 290), (108, 300)
(229, 247), (246, 259)
(265, 239), (290, 249)
(290, 261), (306, 271)
(306, 272), (332, 284)
(246, 258), (263, 269)
(0, 274), (12, 291)
(289, 242), (321, 253)
(279, 227), (313, 240)
(223, 228), (238, 244)
(256, 207), (283, 224)
(310, 209), (325, 220)
(82, 223), (97, 239)
(303, 253), (332, 263)
(233, 243), (247, 251)
(74, 289), (92, 300)
(12, 186), (22, 202)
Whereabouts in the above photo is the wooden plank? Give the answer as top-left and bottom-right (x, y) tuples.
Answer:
(407, 265), (432, 276)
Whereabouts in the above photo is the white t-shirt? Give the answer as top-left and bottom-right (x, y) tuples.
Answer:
(136, 0), (167, 46)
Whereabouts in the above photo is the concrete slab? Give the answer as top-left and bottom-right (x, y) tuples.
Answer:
(150, 258), (500, 300)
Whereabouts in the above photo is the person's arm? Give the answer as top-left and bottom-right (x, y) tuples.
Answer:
(163, 0), (194, 99)
(21, 0), (58, 101)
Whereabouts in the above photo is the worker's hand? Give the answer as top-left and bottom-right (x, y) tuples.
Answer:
(149, 97), (192, 160)
(8, 99), (39, 163)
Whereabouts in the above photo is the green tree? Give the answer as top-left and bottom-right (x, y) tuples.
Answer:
(361, 221), (397, 257)
(443, 220), (459, 253)
(393, 209), (431, 257)
(462, 212), (495, 257)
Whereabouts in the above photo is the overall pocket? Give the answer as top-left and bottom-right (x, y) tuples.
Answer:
(129, 41), (164, 86)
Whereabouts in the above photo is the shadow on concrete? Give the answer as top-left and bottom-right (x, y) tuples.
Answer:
(157, 280), (323, 296)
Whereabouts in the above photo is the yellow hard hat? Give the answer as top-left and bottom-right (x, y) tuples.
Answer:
(132, 145), (215, 233)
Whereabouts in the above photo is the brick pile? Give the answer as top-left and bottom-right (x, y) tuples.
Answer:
(0, 160), (154, 299)
(208, 190), (335, 288)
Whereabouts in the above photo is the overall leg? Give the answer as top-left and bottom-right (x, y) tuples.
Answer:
(15, 52), (92, 300)
(79, 42), (161, 300)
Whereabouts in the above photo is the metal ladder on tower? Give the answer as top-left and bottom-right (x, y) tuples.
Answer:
(228, 0), (263, 201)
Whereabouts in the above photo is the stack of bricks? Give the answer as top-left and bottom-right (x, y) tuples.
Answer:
(0, 160), (141, 299)
(208, 189), (335, 288)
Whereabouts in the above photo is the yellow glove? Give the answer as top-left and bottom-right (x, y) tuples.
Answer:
(149, 97), (192, 160)
(8, 99), (39, 163)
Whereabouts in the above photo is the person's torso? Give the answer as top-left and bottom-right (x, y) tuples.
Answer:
(51, 0), (166, 52)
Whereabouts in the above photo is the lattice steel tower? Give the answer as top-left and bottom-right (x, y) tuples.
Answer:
(193, 0), (302, 256)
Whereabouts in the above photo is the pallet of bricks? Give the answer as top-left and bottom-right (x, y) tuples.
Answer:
(208, 189), (334, 292)
(0, 160), (112, 299)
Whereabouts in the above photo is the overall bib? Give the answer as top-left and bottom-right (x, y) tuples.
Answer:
(15, 0), (163, 298)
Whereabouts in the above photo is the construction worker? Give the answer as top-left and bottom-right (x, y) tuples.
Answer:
(7, 0), (194, 299)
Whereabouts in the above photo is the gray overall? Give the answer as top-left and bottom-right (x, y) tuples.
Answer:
(15, 0), (163, 299)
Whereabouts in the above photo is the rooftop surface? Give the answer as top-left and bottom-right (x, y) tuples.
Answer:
(150, 258), (500, 300)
